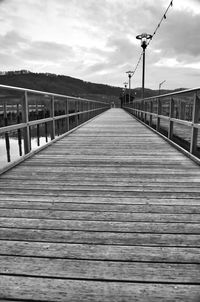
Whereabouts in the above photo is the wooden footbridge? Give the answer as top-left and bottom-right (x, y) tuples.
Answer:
(0, 86), (200, 301)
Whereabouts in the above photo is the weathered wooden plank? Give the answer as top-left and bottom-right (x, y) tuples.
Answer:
(0, 200), (200, 213)
(7, 165), (200, 172)
(0, 189), (199, 198)
(2, 175), (200, 183)
(0, 218), (199, 233)
(2, 173), (200, 183)
(2, 179), (200, 187)
(1, 183), (200, 192)
(1, 228), (200, 246)
(0, 195), (200, 206)
(0, 209), (199, 222)
(1, 256), (200, 283)
(0, 241), (199, 263)
(1, 276), (200, 302)
(18, 160), (194, 167)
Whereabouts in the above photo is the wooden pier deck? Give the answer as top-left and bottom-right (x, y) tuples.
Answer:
(0, 108), (200, 301)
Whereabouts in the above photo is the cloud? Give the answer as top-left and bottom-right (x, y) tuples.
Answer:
(0, 31), (28, 55)
(0, 30), (73, 62)
(0, 30), (75, 74)
(155, 57), (200, 70)
(153, 10), (200, 57)
(20, 41), (73, 63)
(107, 36), (139, 64)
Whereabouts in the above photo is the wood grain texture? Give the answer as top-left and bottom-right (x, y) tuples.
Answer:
(1, 276), (200, 302)
(0, 241), (199, 263)
(0, 108), (200, 301)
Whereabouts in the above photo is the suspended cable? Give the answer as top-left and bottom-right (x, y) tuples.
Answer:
(130, 0), (173, 77)
(132, 51), (143, 77)
(147, 0), (173, 46)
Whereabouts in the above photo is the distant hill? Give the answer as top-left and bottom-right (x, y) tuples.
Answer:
(0, 70), (186, 105)
(0, 70), (122, 104)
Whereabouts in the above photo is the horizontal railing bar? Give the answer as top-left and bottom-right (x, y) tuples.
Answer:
(0, 123), (27, 134)
(194, 123), (200, 129)
(170, 118), (192, 127)
(0, 111), (107, 176)
(132, 87), (200, 103)
(53, 108), (105, 120)
(28, 117), (53, 126)
(0, 83), (109, 171)
(123, 106), (199, 128)
(0, 84), (108, 105)
(0, 107), (106, 134)
(132, 113), (200, 166)
(123, 89), (200, 162)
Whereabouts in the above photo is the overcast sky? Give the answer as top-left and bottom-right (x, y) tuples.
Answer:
(0, 0), (199, 90)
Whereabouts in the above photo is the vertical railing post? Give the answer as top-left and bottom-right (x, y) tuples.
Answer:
(22, 91), (31, 154)
(144, 101), (146, 123)
(17, 103), (22, 156)
(138, 102), (141, 119)
(139, 102), (141, 119)
(156, 98), (161, 131)
(74, 100), (78, 127)
(135, 102), (137, 118)
(134, 102), (137, 117)
(92, 102), (94, 117)
(141, 101), (143, 120)
(89, 102), (92, 119)
(84, 101), (86, 122)
(92, 102), (95, 117)
(180, 101), (186, 120)
(94, 102), (97, 116)
(3, 101), (11, 162)
(149, 101), (153, 127)
(77, 100), (80, 126)
(66, 99), (69, 132)
(132, 101), (135, 116)
(87, 101), (90, 120)
(136, 102), (139, 118)
(79, 100), (82, 124)
(36, 103), (40, 146)
(141, 100), (144, 121)
(168, 97), (174, 140)
(190, 92), (200, 154)
(50, 96), (55, 140)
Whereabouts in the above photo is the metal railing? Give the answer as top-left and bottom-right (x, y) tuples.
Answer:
(0, 84), (110, 170)
(123, 87), (200, 160)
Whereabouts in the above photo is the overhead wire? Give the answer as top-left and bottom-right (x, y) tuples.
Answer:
(130, 0), (173, 78)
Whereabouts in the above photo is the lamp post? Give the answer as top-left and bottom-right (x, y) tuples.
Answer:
(136, 33), (152, 100)
(123, 82), (128, 105)
(159, 80), (166, 95)
(126, 71), (134, 104)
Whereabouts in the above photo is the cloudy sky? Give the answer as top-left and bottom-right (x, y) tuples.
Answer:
(0, 0), (199, 90)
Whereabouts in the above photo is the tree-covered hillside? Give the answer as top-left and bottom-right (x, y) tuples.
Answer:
(0, 71), (122, 104)
(0, 70), (184, 105)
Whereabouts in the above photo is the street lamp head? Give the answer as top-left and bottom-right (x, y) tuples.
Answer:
(126, 70), (134, 78)
(123, 81), (128, 88)
(136, 33), (152, 49)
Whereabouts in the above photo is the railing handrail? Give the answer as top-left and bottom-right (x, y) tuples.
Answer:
(123, 87), (200, 163)
(0, 84), (110, 171)
(0, 84), (108, 105)
(134, 87), (200, 102)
